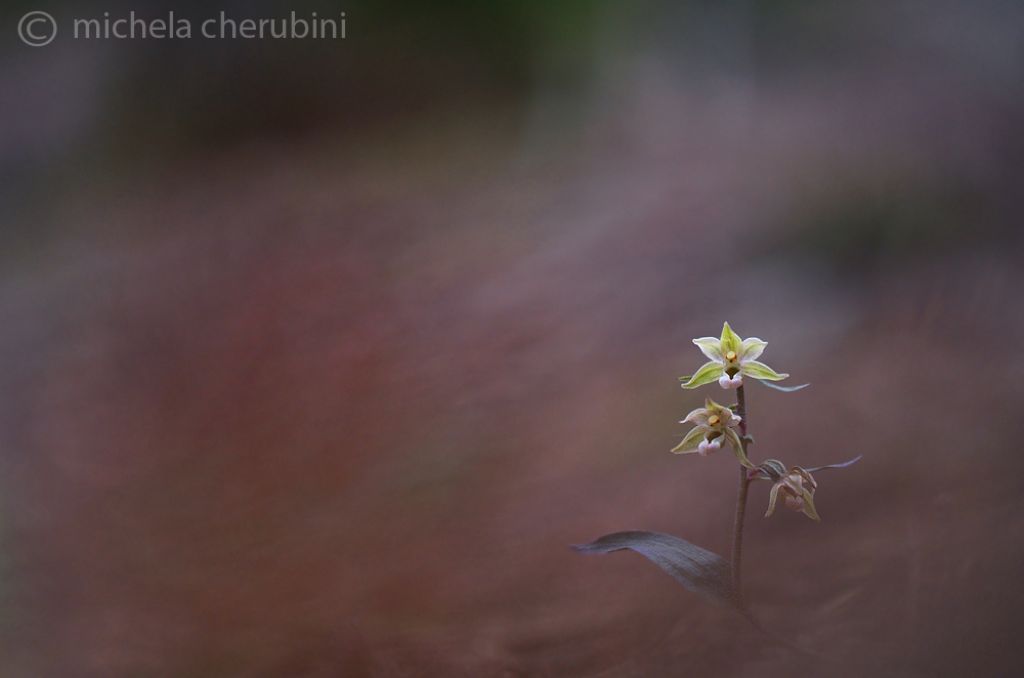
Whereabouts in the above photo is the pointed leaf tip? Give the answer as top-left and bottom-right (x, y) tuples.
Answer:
(756, 380), (809, 392)
(805, 455), (863, 473)
(573, 531), (737, 607)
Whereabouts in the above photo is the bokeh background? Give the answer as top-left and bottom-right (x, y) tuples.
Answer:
(1, 1), (1023, 676)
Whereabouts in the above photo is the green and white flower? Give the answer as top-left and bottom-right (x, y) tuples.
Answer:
(680, 322), (789, 390)
(671, 398), (752, 467)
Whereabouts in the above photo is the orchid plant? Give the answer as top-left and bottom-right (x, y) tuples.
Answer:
(575, 322), (860, 622)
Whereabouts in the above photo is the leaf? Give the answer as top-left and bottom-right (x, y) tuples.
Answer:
(573, 531), (737, 607)
(805, 454), (863, 473)
(755, 379), (809, 392)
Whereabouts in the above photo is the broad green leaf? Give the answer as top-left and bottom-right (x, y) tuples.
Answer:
(573, 531), (737, 607)
(741, 360), (789, 381)
(680, 361), (724, 389)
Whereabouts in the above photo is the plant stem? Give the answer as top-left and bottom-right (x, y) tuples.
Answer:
(731, 384), (750, 608)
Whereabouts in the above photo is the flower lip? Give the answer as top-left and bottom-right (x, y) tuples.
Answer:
(784, 494), (804, 511)
(697, 437), (722, 456)
(718, 372), (742, 389)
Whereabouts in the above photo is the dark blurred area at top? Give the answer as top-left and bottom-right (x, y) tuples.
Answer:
(2, 0), (1021, 272)
(2, 0), (617, 161)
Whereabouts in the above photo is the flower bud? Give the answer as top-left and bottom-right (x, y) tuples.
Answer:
(765, 466), (820, 521)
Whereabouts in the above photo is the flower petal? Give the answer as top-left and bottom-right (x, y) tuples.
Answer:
(704, 397), (732, 416)
(792, 467), (818, 491)
(681, 407), (709, 426)
(692, 337), (724, 362)
(757, 459), (787, 480)
(719, 322), (743, 355)
(739, 337), (767, 362)
(723, 427), (753, 468)
(798, 486), (821, 521)
(680, 361), (724, 389)
(765, 482), (782, 517)
(671, 426), (708, 454)
(740, 360), (789, 381)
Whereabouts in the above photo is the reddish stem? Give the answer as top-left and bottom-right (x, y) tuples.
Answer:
(731, 385), (750, 607)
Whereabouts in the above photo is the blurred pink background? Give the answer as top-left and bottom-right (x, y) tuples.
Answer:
(1, 1), (1022, 675)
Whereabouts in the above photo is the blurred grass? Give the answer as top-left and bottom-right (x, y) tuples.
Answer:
(764, 178), (996, 273)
